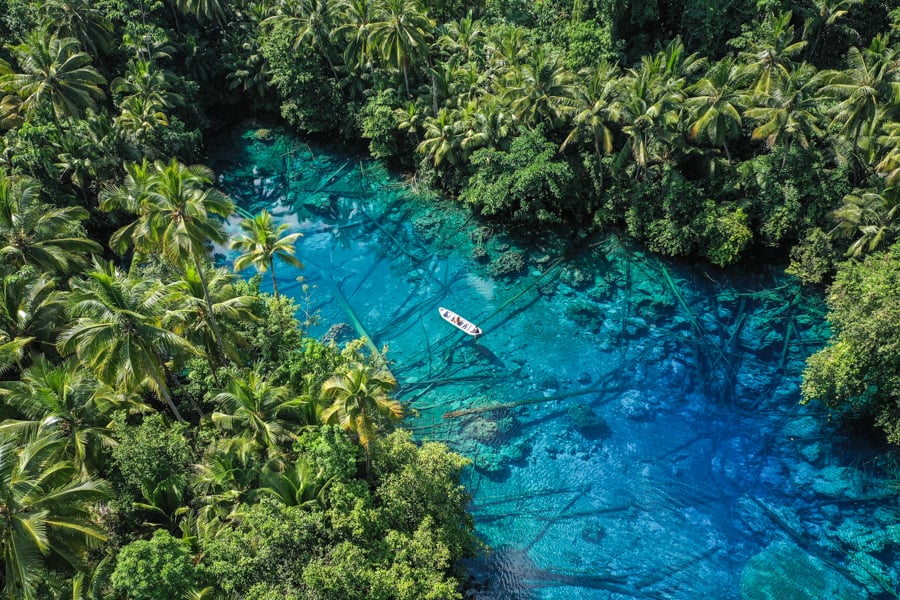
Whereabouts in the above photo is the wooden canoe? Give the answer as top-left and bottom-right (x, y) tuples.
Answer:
(438, 307), (482, 336)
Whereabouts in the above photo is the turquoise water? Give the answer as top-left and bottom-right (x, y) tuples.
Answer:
(210, 127), (898, 599)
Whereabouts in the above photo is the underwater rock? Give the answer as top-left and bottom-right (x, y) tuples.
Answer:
(782, 416), (820, 440)
(580, 520), (606, 544)
(734, 360), (773, 403)
(559, 266), (591, 289)
(465, 416), (517, 445)
(564, 300), (602, 331)
(577, 372), (592, 385)
(320, 323), (355, 346)
(567, 403), (610, 439)
(487, 250), (525, 279)
(471, 437), (530, 473)
(811, 465), (862, 498)
(835, 518), (888, 553)
(799, 442), (823, 464)
(740, 541), (867, 600)
(846, 551), (898, 596)
(540, 375), (560, 392)
(737, 315), (783, 354)
(618, 390), (655, 421)
(468, 418), (499, 443)
(623, 316), (649, 337)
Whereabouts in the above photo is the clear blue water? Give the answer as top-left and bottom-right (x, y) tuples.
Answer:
(210, 126), (899, 599)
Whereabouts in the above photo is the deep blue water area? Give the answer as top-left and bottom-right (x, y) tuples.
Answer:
(209, 126), (900, 599)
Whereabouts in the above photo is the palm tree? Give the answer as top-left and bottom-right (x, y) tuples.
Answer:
(335, 0), (377, 71)
(262, 0), (340, 77)
(58, 260), (198, 423)
(115, 94), (170, 139)
(369, 0), (434, 98)
(257, 457), (332, 508)
(0, 356), (114, 474)
(112, 57), (183, 113)
(830, 185), (900, 256)
(461, 101), (512, 154)
(211, 368), (305, 455)
(685, 57), (750, 163)
(0, 432), (108, 600)
(743, 63), (827, 164)
(40, 0), (114, 57)
(230, 210), (303, 300)
(821, 36), (900, 151)
(436, 11), (484, 65)
(0, 30), (106, 123)
(739, 11), (807, 97)
(320, 363), (402, 458)
(192, 445), (258, 520)
(100, 159), (235, 360)
(0, 175), (101, 275)
(0, 337), (32, 377)
(504, 46), (575, 129)
(485, 23), (529, 70)
(171, 0), (230, 25)
(0, 272), (66, 358)
(561, 61), (620, 172)
(616, 65), (684, 178)
(167, 265), (255, 365)
(0, 58), (24, 130)
(801, 0), (860, 60)
(876, 120), (900, 185)
(417, 108), (465, 166)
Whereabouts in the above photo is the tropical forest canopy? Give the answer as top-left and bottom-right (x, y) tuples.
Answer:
(0, 0), (898, 597)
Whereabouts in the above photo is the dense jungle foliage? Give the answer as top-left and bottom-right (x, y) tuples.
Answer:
(0, 0), (899, 596)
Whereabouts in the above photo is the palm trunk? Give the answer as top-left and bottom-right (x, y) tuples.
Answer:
(431, 72), (439, 115)
(270, 259), (280, 299)
(723, 140), (732, 165)
(153, 371), (186, 424)
(192, 250), (227, 364)
(402, 65), (411, 100)
(165, 364), (206, 420)
(593, 135), (604, 190)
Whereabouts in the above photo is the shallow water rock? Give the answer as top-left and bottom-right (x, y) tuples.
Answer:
(738, 315), (783, 354)
(799, 442), (823, 465)
(847, 551), (898, 596)
(567, 402), (610, 439)
(811, 465), (862, 498)
(782, 416), (820, 440)
(618, 390), (655, 421)
(734, 361), (773, 402)
(740, 541), (867, 599)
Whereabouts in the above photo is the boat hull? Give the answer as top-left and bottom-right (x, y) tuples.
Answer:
(439, 307), (482, 336)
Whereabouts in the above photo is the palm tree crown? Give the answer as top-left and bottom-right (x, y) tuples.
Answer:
(0, 175), (101, 276)
(57, 260), (198, 423)
(0, 432), (108, 599)
(0, 30), (106, 122)
(320, 362), (402, 453)
(230, 210), (303, 299)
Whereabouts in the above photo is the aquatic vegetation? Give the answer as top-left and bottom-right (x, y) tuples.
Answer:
(486, 250), (525, 279)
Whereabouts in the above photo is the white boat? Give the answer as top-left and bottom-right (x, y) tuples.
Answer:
(439, 307), (482, 336)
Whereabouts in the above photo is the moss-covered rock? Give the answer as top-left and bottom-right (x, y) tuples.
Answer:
(740, 541), (866, 600)
(567, 403), (610, 439)
(487, 251), (525, 278)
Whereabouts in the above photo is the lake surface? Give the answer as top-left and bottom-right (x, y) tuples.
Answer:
(210, 126), (898, 599)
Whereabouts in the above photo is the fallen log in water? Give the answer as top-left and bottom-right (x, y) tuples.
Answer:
(443, 376), (620, 419)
